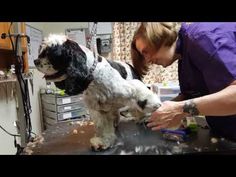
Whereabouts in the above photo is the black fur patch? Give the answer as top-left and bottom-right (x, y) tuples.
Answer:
(107, 60), (127, 79)
(54, 75), (93, 96)
(38, 48), (47, 58)
(47, 39), (94, 96)
(98, 55), (102, 62)
(47, 39), (87, 72)
(126, 63), (142, 80)
(137, 99), (147, 110)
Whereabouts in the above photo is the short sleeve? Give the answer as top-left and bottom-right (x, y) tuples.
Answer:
(189, 32), (236, 93)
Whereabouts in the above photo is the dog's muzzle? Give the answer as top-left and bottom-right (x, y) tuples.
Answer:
(34, 59), (40, 66)
(34, 59), (67, 81)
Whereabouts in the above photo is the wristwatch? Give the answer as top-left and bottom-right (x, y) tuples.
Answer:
(183, 99), (199, 116)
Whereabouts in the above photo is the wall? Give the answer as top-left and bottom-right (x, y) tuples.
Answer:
(25, 22), (46, 136)
(28, 69), (47, 134)
(0, 94), (19, 154)
(28, 22), (88, 37)
(26, 22), (44, 31)
(0, 70), (46, 155)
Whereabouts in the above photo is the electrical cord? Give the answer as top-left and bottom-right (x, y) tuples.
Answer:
(0, 125), (23, 155)
(14, 34), (33, 141)
(0, 125), (20, 137)
(0, 23), (34, 154)
(7, 23), (33, 142)
(8, 22), (15, 52)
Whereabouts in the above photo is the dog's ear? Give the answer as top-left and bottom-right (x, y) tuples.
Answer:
(54, 80), (66, 90)
(47, 42), (70, 71)
(63, 39), (84, 52)
(65, 40), (88, 78)
(52, 39), (93, 95)
(47, 39), (86, 72)
(54, 77), (84, 96)
(66, 54), (92, 94)
(137, 99), (147, 110)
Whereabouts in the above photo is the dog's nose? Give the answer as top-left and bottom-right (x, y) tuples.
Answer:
(153, 103), (162, 110)
(34, 59), (40, 66)
(157, 103), (162, 108)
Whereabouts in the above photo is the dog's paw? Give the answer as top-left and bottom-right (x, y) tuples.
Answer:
(90, 137), (112, 151)
(135, 113), (151, 124)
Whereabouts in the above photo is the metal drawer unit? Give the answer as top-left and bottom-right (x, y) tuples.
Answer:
(40, 92), (88, 129)
(42, 102), (85, 113)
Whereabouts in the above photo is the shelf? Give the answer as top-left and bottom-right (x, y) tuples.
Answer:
(0, 77), (17, 83)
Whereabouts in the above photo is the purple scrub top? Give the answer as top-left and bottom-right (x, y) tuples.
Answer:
(176, 22), (236, 140)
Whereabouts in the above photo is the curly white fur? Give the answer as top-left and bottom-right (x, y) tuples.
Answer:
(34, 34), (162, 151)
(81, 46), (161, 150)
(45, 34), (67, 46)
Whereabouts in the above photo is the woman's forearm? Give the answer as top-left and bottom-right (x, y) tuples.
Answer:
(178, 82), (236, 116)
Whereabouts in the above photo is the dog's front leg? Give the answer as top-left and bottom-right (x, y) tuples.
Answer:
(89, 109), (118, 151)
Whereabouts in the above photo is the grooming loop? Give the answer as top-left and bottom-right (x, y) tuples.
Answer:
(87, 22), (98, 58)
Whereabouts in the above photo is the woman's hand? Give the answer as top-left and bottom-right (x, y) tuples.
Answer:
(147, 101), (188, 130)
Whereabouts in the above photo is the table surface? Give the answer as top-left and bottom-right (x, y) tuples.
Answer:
(29, 117), (236, 155)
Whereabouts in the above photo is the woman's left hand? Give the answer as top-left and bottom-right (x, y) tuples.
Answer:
(146, 101), (187, 130)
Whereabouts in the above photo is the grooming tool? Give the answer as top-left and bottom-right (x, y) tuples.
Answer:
(161, 128), (188, 142)
(161, 124), (197, 142)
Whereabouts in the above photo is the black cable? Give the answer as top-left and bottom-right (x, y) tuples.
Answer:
(15, 35), (30, 135)
(0, 125), (20, 137)
(8, 22), (15, 53)
(7, 25), (33, 142)
(0, 125), (23, 155)
(14, 136), (24, 155)
(0, 24), (35, 154)
(31, 131), (37, 136)
(15, 57), (32, 141)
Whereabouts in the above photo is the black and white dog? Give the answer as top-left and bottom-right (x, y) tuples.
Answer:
(34, 34), (161, 151)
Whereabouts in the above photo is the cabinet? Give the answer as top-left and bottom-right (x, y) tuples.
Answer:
(151, 82), (180, 102)
(20, 22), (29, 73)
(0, 22), (12, 49)
(20, 22), (28, 51)
(0, 22), (29, 72)
(0, 22), (27, 50)
(40, 92), (88, 129)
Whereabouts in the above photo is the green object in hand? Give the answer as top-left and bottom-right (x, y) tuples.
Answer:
(188, 124), (198, 132)
(186, 117), (198, 133)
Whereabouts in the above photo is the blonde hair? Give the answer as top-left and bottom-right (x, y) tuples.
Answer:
(131, 22), (181, 77)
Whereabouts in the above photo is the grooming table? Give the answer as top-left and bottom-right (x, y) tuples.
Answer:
(27, 117), (236, 155)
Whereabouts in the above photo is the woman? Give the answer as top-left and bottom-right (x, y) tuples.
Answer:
(131, 22), (236, 140)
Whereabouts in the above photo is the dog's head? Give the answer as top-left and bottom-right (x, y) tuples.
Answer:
(34, 34), (94, 95)
(129, 79), (162, 113)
